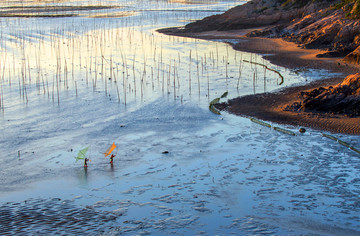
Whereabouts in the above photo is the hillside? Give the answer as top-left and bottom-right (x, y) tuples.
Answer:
(182, 0), (360, 62)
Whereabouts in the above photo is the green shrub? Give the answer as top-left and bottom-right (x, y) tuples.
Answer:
(273, 0), (359, 18)
(333, 0), (355, 9)
(332, 0), (360, 19)
(277, 0), (330, 8)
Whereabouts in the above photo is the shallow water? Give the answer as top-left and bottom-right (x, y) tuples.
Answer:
(0, 0), (360, 235)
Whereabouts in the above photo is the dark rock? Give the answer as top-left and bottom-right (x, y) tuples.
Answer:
(288, 73), (360, 116)
(299, 128), (306, 133)
(316, 49), (353, 58)
(284, 102), (302, 112)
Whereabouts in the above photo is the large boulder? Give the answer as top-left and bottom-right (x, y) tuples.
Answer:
(286, 73), (360, 116)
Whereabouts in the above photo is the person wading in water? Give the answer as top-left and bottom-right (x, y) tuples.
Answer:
(84, 158), (89, 168)
(110, 154), (115, 164)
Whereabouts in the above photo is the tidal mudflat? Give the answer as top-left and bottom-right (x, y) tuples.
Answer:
(0, 0), (359, 235)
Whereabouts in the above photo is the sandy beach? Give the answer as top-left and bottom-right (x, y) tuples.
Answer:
(158, 27), (360, 134)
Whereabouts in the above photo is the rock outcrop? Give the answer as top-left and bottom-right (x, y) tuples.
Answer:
(344, 45), (360, 64)
(184, 0), (323, 32)
(183, 0), (360, 63)
(283, 9), (360, 57)
(285, 73), (360, 116)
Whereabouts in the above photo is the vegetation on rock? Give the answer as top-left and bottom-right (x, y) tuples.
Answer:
(333, 0), (360, 19)
(278, 0), (331, 8)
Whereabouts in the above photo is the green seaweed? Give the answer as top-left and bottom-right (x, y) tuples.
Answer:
(209, 97), (220, 105)
(322, 133), (338, 141)
(220, 91), (228, 98)
(338, 139), (351, 148)
(322, 133), (360, 156)
(250, 118), (272, 128)
(250, 118), (296, 135)
(273, 126), (296, 136)
(350, 146), (360, 154)
(209, 104), (221, 115)
(209, 92), (228, 115)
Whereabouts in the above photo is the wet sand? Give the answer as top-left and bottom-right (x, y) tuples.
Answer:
(158, 27), (360, 134)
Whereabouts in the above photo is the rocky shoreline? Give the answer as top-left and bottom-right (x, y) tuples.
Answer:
(285, 73), (360, 117)
(161, 0), (360, 63)
(182, 0), (360, 59)
(158, 0), (360, 133)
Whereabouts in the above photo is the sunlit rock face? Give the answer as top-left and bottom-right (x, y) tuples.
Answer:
(284, 10), (360, 58)
(344, 45), (360, 64)
(183, 0), (360, 62)
(183, 0), (329, 32)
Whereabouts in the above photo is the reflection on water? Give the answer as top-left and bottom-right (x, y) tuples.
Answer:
(77, 167), (88, 187)
(0, 0), (311, 115)
(0, 0), (359, 235)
